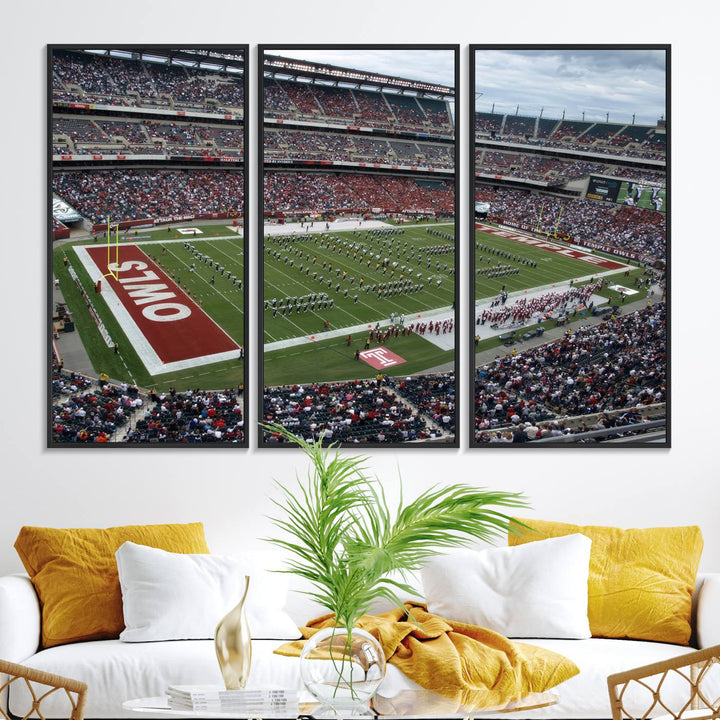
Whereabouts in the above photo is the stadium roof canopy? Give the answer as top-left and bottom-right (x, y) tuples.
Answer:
(264, 54), (453, 98)
(79, 47), (245, 74)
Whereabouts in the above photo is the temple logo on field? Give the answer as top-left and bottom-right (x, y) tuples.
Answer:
(359, 347), (406, 369)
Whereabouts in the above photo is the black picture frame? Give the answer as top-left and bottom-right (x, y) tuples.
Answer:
(48, 44), (249, 447)
(469, 44), (670, 448)
(258, 44), (460, 449)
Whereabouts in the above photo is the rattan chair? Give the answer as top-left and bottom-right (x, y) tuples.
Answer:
(0, 660), (87, 720)
(608, 644), (720, 720)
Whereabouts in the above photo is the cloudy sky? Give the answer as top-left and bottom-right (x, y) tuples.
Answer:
(475, 48), (667, 125)
(266, 47), (666, 127)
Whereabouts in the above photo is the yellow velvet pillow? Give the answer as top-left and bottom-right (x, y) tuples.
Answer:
(509, 519), (703, 645)
(15, 523), (209, 648)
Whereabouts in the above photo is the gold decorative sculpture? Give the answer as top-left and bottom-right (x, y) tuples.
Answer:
(214, 575), (252, 690)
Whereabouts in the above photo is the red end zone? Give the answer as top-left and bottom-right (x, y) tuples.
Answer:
(85, 244), (238, 365)
(476, 223), (627, 271)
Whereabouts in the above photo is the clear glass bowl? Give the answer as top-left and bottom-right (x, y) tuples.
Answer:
(299, 626), (386, 716)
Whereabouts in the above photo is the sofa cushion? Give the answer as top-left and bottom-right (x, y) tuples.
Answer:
(116, 542), (300, 641)
(509, 519), (703, 645)
(14, 523), (209, 648)
(421, 534), (591, 639)
(696, 573), (720, 648)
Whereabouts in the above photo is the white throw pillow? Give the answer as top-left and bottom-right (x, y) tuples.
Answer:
(116, 541), (301, 642)
(421, 534), (592, 639)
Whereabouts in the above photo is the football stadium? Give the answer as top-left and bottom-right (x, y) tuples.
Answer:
(471, 48), (667, 445)
(48, 45), (667, 447)
(259, 49), (459, 446)
(50, 47), (247, 444)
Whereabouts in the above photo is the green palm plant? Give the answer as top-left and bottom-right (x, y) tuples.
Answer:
(264, 424), (529, 634)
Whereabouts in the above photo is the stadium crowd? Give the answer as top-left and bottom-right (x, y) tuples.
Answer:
(125, 388), (244, 443)
(474, 303), (666, 443)
(475, 186), (665, 261)
(52, 49), (244, 113)
(263, 373), (455, 444)
(475, 111), (665, 159)
(52, 168), (244, 224)
(263, 77), (452, 135)
(609, 167), (665, 185)
(476, 150), (608, 184)
(53, 116), (244, 157)
(389, 372), (455, 436)
(264, 172), (454, 216)
(53, 169), (450, 226)
(264, 129), (453, 168)
(51, 364), (246, 444)
(51, 369), (142, 443)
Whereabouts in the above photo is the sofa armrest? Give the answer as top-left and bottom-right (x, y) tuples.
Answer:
(696, 572), (720, 648)
(0, 574), (41, 661)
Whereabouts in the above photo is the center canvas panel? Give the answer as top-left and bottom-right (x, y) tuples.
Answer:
(259, 46), (459, 448)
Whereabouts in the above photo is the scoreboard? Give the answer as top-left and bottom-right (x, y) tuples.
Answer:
(586, 176), (622, 203)
(475, 201), (490, 219)
(587, 176), (666, 213)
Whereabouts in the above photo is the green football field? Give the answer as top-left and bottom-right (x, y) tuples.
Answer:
(263, 331), (453, 387)
(262, 223), (456, 343)
(474, 228), (610, 300)
(52, 222), (245, 392)
(52, 219), (646, 392)
(262, 222), (457, 386)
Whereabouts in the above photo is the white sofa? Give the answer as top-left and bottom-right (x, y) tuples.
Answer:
(1, 566), (719, 720)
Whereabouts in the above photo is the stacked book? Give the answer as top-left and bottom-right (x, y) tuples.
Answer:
(166, 685), (299, 715)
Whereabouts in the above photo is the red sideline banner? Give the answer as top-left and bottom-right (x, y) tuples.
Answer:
(81, 244), (239, 373)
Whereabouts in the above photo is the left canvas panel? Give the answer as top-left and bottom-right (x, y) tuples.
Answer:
(49, 46), (248, 446)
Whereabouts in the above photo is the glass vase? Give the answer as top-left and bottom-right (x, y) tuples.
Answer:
(214, 575), (251, 690)
(299, 626), (386, 717)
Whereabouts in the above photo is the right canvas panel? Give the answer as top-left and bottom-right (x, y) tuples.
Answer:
(470, 46), (669, 446)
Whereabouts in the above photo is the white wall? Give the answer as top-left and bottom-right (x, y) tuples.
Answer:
(1, 1), (718, 576)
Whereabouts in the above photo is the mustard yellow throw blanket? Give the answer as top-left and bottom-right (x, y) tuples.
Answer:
(275, 603), (579, 711)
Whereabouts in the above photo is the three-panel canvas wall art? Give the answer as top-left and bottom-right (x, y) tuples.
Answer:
(49, 45), (668, 447)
